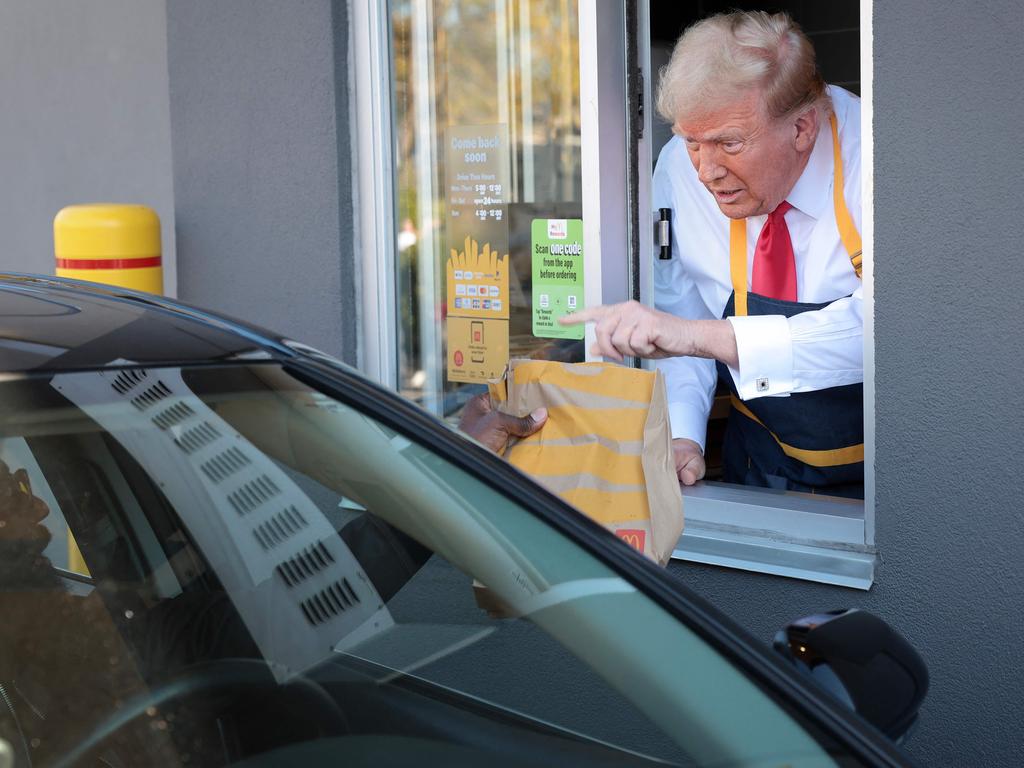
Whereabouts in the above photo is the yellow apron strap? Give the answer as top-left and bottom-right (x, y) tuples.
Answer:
(727, 113), (863, 303)
(729, 219), (748, 317)
(730, 395), (864, 467)
(722, 113), (865, 470)
(829, 112), (863, 278)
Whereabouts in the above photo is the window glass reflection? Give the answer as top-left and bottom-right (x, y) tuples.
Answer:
(391, 0), (584, 416)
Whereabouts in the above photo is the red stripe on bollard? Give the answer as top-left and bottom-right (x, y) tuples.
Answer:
(56, 256), (162, 270)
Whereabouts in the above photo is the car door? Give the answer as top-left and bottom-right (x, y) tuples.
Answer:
(280, 355), (914, 768)
(0, 360), (911, 767)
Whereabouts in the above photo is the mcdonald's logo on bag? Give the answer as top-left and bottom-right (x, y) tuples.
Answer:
(615, 529), (646, 552)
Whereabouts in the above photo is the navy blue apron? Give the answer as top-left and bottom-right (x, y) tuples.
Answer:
(716, 292), (864, 498)
(718, 113), (864, 499)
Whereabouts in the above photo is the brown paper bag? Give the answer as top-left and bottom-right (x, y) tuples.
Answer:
(488, 360), (683, 565)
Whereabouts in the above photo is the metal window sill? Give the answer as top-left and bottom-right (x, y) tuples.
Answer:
(671, 482), (875, 590)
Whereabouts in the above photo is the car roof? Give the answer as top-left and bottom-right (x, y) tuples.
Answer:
(0, 273), (294, 373)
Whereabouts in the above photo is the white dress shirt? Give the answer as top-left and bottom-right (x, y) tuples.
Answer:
(653, 86), (863, 449)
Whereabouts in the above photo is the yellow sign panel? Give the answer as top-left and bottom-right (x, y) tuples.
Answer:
(446, 235), (510, 383)
(446, 236), (509, 320)
(447, 316), (509, 383)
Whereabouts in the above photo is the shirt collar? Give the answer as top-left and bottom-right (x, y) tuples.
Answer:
(785, 119), (832, 220)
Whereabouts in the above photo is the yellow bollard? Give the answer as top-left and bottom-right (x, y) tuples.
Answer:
(54, 204), (162, 293)
(54, 204), (163, 575)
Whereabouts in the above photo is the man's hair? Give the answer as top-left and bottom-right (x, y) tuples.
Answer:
(656, 11), (826, 126)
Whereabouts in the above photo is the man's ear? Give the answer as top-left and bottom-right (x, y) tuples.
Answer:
(793, 107), (819, 152)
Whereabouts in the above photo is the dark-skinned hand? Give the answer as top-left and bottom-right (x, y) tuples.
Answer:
(457, 393), (547, 455)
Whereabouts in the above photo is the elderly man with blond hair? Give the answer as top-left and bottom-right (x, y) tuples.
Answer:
(564, 11), (864, 498)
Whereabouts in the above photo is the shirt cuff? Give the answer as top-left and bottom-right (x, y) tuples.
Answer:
(667, 401), (709, 452)
(725, 314), (795, 400)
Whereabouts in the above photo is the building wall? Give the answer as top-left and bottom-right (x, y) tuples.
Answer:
(3, 1), (1021, 763)
(0, 0), (176, 293)
(667, 1), (1024, 765)
(165, 0), (358, 362)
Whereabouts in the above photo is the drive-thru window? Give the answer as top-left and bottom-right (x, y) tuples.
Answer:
(352, 0), (874, 588)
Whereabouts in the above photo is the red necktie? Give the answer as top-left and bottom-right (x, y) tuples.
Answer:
(751, 201), (796, 302)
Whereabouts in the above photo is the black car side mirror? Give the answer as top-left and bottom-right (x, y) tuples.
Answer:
(773, 608), (928, 742)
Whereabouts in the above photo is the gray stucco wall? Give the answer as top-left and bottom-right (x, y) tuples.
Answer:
(667, 2), (1024, 765)
(7, 1), (1019, 763)
(0, 0), (177, 293)
(165, 0), (358, 362)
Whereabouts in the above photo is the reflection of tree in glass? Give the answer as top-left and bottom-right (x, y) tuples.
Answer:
(391, 1), (583, 409)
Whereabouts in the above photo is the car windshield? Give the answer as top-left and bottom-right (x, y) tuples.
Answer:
(0, 363), (865, 767)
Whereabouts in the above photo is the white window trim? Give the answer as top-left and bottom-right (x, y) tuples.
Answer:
(860, 0), (877, 549)
(579, 0), (632, 350)
(675, 484), (874, 590)
(351, 0), (398, 389)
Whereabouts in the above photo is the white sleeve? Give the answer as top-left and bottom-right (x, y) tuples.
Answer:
(725, 286), (864, 400)
(653, 160), (717, 450)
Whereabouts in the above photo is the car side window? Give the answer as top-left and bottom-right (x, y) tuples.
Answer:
(275, 465), (689, 763)
(187, 365), (851, 767)
(371, 556), (692, 761)
(0, 367), (861, 768)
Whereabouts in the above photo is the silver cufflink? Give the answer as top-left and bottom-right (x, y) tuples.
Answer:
(756, 377), (769, 392)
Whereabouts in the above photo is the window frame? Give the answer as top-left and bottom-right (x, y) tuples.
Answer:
(350, 0), (877, 590)
(636, 0), (875, 589)
(351, 0), (399, 389)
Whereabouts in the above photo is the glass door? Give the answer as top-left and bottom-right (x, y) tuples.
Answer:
(388, 0), (610, 416)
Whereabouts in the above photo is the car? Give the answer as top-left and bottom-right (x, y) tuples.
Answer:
(0, 273), (924, 768)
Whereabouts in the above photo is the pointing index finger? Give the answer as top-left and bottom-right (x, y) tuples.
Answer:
(559, 305), (607, 326)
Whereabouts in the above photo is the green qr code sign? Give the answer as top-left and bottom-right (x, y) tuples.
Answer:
(531, 218), (584, 340)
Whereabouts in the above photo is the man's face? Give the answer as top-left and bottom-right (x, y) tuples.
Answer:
(674, 90), (815, 219)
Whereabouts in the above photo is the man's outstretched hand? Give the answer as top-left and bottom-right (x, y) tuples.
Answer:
(559, 301), (688, 362)
(559, 300), (738, 368)
(458, 394), (547, 455)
